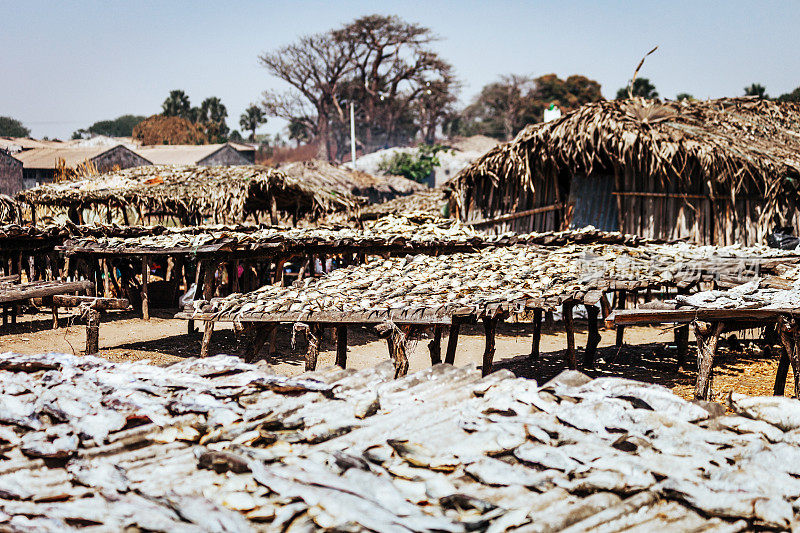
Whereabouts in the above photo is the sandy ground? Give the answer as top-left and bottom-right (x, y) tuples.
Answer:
(0, 307), (794, 402)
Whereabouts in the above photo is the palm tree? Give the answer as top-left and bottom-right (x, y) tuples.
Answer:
(162, 90), (191, 118)
(198, 97), (229, 141)
(239, 105), (266, 141)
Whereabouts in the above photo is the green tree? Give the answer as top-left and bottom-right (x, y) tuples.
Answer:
(378, 144), (447, 183)
(615, 77), (658, 99)
(744, 83), (768, 99)
(0, 116), (31, 137)
(239, 105), (265, 141)
(460, 73), (603, 140)
(531, 74), (603, 116)
(72, 115), (146, 139)
(287, 119), (311, 146)
(162, 90), (192, 118)
(777, 86), (800, 103)
(197, 97), (229, 142)
(676, 93), (694, 101)
(228, 129), (244, 142)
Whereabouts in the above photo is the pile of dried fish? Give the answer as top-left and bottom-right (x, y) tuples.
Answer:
(17, 165), (366, 223)
(359, 188), (449, 220)
(670, 276), (800, 310)
(192, 244), (681, 321)
(2, 351), (800, 530)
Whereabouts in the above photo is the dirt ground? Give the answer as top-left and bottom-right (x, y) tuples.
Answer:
(0, 307), (794, 402)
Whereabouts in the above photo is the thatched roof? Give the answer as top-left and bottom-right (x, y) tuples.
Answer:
(359, 188), (449, 220)
(453, 97), (800, 208)
(17, 165), (365, 223)
(275, 160), (425, 203)
(0, 195), (21, 224)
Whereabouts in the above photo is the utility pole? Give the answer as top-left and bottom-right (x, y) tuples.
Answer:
(350, 102), (356, 170)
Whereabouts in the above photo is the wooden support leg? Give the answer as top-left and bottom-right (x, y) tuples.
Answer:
(102, 259), (111, 297)
(335, 325), (348, 368)
(387, 327), (409, 378)
(141, 257), (150, 320)
(243, 324), (275, 363)
(584, 305), (601, 368)
(51, 305), (59, 329)
(85, 308), (100, 355)
(563, 301), (577, 370)
(305, 324), (321, 371)
(200, 322), (214, 357)
(444, 319), (461, 365)
(428, 325), (442, 365)
(674, 325), (690, 369)
(692, 320), (724, 400)
(777, 315), (800, 399)
(614, 289), (627, 347)
(482, 317), (498, 376)
(599, 293), (612, 321)
(188, 261), (205, 335)
(530, 309), (542, 360)
(774, 351), (791, 396)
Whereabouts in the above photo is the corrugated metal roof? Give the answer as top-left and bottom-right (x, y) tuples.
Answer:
(12, 145), (137, 169)
(134, 144), (228, 165)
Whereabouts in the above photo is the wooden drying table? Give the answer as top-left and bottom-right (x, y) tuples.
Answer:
(609, 307), (800, 401)
(60, 239), (502, 323)
(175, 290), (619, 380)
(0, 280), (94, 327)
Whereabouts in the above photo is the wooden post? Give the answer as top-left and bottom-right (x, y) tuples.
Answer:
(232, 260), (240, 293)
(599, 293), (612, 320)
(777, 315), (800, 399)
(482, 317), (498, 376)
(102, 259), (111, 297)
(615, 289), (627, 347)
(200, 322), (214, 357)
(563, 301), (577, 370)
(51, 304), (59, 329)
(386, 326), (409, 378)
(242, 324), (274, 363)
(692, 320), (724, 400)
(141, 257), (150, 320)
(188, 261), (206, 335)
(584, 305), (601, 368)
(428, 325), (442, 365)
(445, 318), (461, 365)
(674, 325), (690, 368)
(335, 325), (348, 368)
(85, 308), (100, 355)
(530, 309), (542, 360)
(305, 324), (321, 371)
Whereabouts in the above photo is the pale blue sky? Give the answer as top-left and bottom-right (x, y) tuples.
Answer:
(1, 1), (797, 139)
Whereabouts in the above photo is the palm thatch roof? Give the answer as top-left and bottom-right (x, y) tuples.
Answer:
(359, 188), (449, 220)
(276, 160), (425, 204)
(0, 195), (22, 224)
(452, 97), (800, 213)
(17, 165), (365, 224)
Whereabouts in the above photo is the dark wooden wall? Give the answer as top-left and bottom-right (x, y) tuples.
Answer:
(0, 151), (23, 196)
(93, 146), (151, 173)
(462, 165), (780, 246)
(198, 145), (252, 166)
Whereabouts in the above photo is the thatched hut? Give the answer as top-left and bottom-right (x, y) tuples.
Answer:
(275, 160), (424, 203)
(17, 165), (365, 226)
(451, 97), (800, 245)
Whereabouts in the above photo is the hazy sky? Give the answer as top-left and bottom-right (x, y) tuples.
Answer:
(2, 1), (798, 139)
